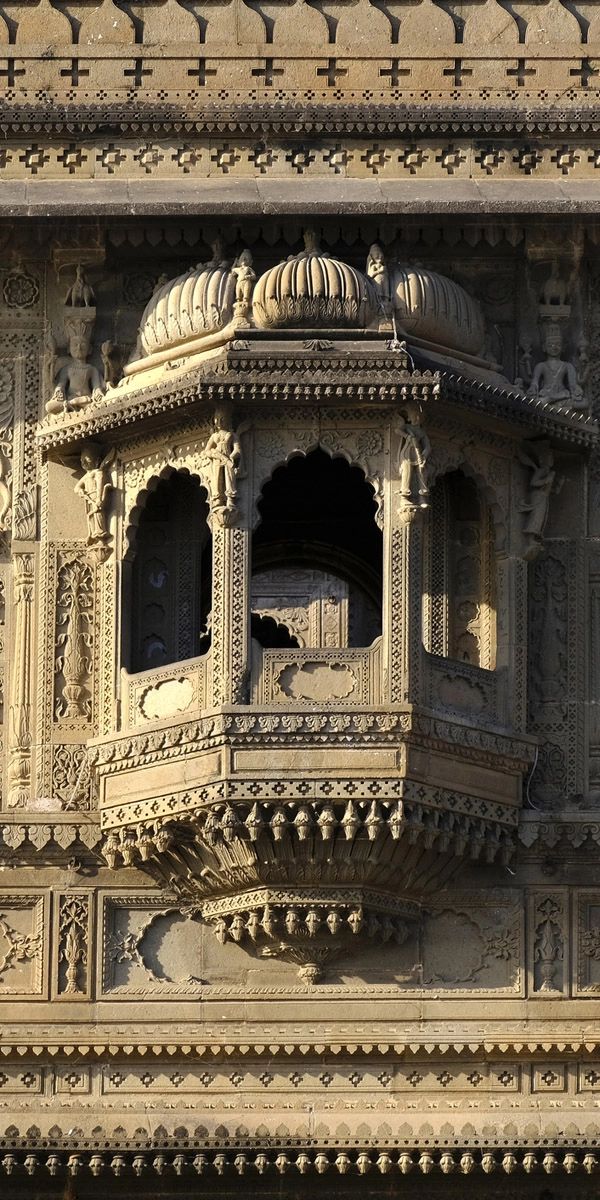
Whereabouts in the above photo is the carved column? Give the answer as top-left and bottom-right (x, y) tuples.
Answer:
(384, 417), (427, 705)
(388, 516), (425, 705)
(7, 551), (34, 807)
(210, 522), (249, 706)
(497, 552), (528, 732)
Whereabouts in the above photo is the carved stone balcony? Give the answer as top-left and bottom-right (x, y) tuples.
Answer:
(92, 700), (534, 983)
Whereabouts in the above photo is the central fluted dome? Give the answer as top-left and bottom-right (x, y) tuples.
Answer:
(253, 248), (378, 330)
(139, 261), (236, 356)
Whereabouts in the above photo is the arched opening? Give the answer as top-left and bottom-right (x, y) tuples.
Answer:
(252, 449), (382, 649)
(425, 469), (496, 669)
(129, 471), (212, 673)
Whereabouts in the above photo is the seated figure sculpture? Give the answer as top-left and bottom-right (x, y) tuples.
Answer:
(46, 327), (105, 416)
(527, 327), (587, 410)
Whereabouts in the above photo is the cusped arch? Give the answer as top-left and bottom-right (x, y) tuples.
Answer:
(252, 435), (384, 533)
(124, 461), (208, 559)
(427, 443), (507, 552)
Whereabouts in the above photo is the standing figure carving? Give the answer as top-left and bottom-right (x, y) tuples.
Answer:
(518, 439), (556, 554)
(74, 443), (116, 557)
(232, 249), (256, 321)
(397, 418), (431, 521)
(366, 243), (391, 310)
(200, 405), (245, 525)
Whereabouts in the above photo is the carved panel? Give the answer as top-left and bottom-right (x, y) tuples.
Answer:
(55, 891), (91, 999)
(100, 894), (204, 997)
(425, 653), (506, 727)
(0, 1066), (43, 1094)
(258, 645), (379, 704)
(121, 655), (207, 729)
(37, 542), (101, 802)
(421, 892), (523, 994)
(0, 893), (46, 997)
(527, 542), (584, 808)
(575, 891), (600, 994)
(528, 891), (568, 996)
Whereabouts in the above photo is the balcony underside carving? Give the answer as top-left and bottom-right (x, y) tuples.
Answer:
(95, 710), (530, 980)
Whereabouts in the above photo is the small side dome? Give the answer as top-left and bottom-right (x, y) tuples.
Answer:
(392, 265), (485, 358)
(253, 238), (377, 330)
(139, 261), (236, 356)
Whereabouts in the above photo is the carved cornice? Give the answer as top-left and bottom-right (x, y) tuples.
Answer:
(1, 1025), (600, 1056)
(0, 1145), (594, 1175)
(0, 819), (101, 860)
(37, 354), (438, 450)
(91, 708), (535, 781)
(519, 810), (600, 848)
(6, 102), (600, 140)
(37, 347), (599, 452)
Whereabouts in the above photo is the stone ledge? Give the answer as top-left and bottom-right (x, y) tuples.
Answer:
(5, 178), (600, 216)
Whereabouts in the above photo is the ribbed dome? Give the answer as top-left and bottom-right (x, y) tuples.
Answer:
(139, 262), (236, 356)
(392, 265), (485, 358)
(253, 249), (378, 330)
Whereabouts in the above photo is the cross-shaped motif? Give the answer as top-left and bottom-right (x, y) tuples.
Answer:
(569, 58), (598, 86)
(60, 59), (90, 87)
(442, 58), (472, 86)
(379, 59), (410, 87)
(19, 144), (49, 174)
(123, 58), (152, 88)
(0, 59), (25, 88)
(97, 143), (126, 173)
(551, 145), (580, 174)
(251, 58), (284, 87)
(187, 59), (216, 87)
(57, 143), (88, 173)
(506, 58), (536, 86)
(316, 58), (348, 87)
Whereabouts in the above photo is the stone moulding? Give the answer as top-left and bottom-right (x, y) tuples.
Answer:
(36, 353), (599, 454)
(0, 1146), (595, 1177)
(4, 102), (600, 140)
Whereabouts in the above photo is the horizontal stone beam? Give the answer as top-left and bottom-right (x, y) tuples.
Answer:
(1, 178), (600, 216)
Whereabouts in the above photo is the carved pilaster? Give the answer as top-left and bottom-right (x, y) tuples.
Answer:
(210, 523), (249, 706)
(56, 892), (91, 998)
(497, 554), (528, 733)
(7, 551), (34, 808)
(388, 519), (424, 706)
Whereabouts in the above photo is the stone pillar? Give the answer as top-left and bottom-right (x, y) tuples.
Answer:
(7, 551), (34, 807)
(384, 412), (429, 706)
(387, 515), (425, 706)
(497, 551), (528, 732)
(210, 522), (249, 707)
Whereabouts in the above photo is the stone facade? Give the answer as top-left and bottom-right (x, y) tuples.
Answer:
(0, 7), (599, 1196)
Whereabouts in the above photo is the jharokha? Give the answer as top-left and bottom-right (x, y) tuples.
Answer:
(0, 3), (600, 1195)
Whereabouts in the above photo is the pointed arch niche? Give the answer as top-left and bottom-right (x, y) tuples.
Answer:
(251, 449), (382, 651)
(126, 470), (212, 674)
(424, 469), (497, 670)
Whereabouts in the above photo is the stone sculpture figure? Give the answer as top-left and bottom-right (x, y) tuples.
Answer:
(200, 405), (244, 523)
(518, 439), (555, 546)
(74, 443), (116, 551)
(527, 327), (587, 409)
(64, 264), (95, 308)
(232, 249), (256, 320)
(540, 261), (569, 308)
(517, 336), (533, 385)
(397, 418), (431, 520)
(46, 325), (105, 416)
(366, 243), (391, 307)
